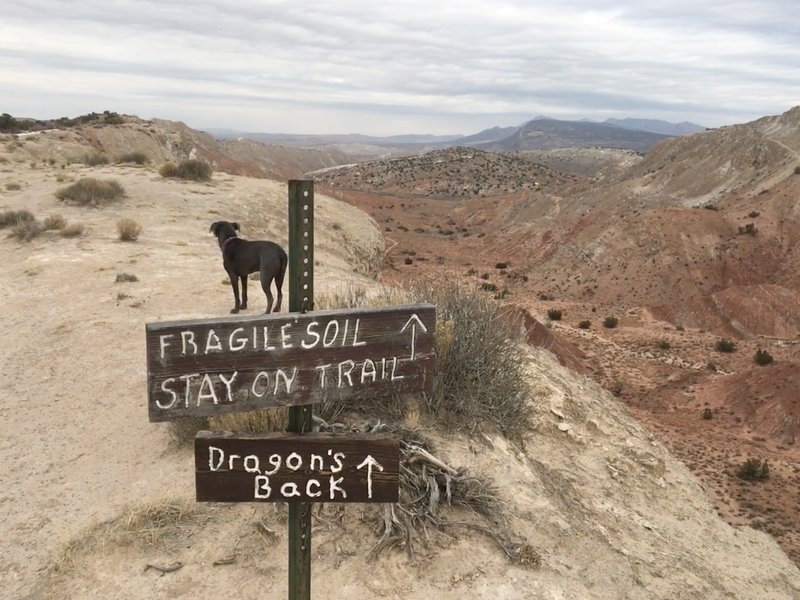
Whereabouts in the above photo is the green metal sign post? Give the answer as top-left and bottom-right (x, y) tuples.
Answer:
(287, 180), (314, 600)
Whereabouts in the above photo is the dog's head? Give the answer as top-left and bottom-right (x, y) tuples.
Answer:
(209, 221), (240, 248)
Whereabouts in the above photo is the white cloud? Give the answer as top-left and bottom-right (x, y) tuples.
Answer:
(0, 0), (798, 134)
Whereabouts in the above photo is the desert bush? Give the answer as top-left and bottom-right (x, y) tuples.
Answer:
(116, 151), (149, 165)
(578, 320), (591, 329)
(55, 177), (124, 205)
(314, 282), (530, 439)
(173, 159), (212, 181)
(738, 223), (758, 236)
(5, 182), (21, 191)
(158, 162), (177, 177)
(603, 316), (619, 329)
(657, 340), (671, 350)
(43, 213), (66, 230)
(0, 209), (34, 228)
(547, 308), (563, 321)
(715, 338), (736, 353)
(83, 151), (109, 166)
(411, 281), (530, 439)
(11, 218), (44, 241)
(495, 262), (508, 269)
(404, 257), (413, 265)
(480, 282), (497, 292)
(702, 408), (713, 420)
(794, 165), (800, 175)
(60, 223), (84, 237)
(737, 458), (770, 482)
(117, 218), (142, 241)
(754, 347), (774, 366)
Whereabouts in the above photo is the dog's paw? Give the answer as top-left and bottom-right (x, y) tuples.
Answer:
(230, 308), (240, 314)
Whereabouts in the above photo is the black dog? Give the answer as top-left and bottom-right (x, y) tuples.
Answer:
(209, 221), (287, 314)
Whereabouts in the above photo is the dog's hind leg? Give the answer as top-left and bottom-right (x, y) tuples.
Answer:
(240, 275), (248, 310)
(228, 272), (242, 314)
(260, 270), (275, 313)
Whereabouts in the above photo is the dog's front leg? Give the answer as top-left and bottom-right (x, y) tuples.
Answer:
(240, 275), (248, 310)
(228, 271), (242, 314)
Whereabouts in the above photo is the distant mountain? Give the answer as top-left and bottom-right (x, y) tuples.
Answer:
(451, 125), (520, 146)
(205, 129), (462, 147)
(604, 118), (705, 136)
(485, 118), (671, 152)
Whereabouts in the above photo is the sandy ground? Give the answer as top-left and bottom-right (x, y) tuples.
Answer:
(2, 161), (800, 600)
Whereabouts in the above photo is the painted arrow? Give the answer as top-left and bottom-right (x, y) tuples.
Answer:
(356, 455), (384, 499)
(400, 313), (428, 360)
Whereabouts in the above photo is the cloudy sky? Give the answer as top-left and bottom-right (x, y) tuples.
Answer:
(1, 0), (798, 136)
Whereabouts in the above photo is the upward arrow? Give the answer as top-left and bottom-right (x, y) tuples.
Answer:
(356, 455), (384, 499)
(400, 314), (428, 360)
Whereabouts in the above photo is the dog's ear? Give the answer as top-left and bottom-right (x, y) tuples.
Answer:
(232, 222), (240, 232)
(209, 221), (221, 235)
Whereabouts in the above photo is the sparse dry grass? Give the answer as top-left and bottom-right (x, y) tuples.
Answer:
(55, 497), (206, 574)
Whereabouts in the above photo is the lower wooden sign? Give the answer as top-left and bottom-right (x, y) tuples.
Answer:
(195, 431), (399, 503)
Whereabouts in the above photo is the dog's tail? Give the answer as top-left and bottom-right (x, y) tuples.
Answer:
(276, 247), (288, 293)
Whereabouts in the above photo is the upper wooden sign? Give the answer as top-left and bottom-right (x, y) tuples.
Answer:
(146, 304), (436, 422)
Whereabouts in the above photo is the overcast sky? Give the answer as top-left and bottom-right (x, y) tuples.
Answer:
(1, 0), (798, 136)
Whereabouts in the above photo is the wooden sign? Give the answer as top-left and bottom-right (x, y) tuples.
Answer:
(195, 431), (399, 503)
(146, 304), (436, 422)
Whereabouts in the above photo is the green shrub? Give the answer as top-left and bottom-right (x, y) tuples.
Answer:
(702, 408), (713, 420)
(117, 151), (149, 165)
(480, 282), (497, 292)
(657, 340), (671, 350)
(578, 320), (591, 329)
(547, 308), (563, 321)
(55, 177), (125, 205)
(174, 159), (212, 181)
(83, 152), (109, 166)
(754, 348), (773, 366)
(117, 218), (142, 241)
(603, 316), (619, 329)
(737, 458), (769, 481)
(715, 338), (736, 353)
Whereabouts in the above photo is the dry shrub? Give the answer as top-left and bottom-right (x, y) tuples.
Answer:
(117, 217), (142, 241)
(116, 151), (149, 165)
(313, 282), (530, 438)
(11, 218), (44, 241)
(158, 162), (177, 177)
(83, 151), (109, 166)
(412, 281), (530, 439)
(43, 213), (66, 230)
(56, 177), (125, 206)
(5, 182), (21, 191)
(166, 409), (288, 446)
(175, 159), (212, 181)
(55, 177), (125, 205)
(60, 223), (84, 237)
(0, 209), (34, 228)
